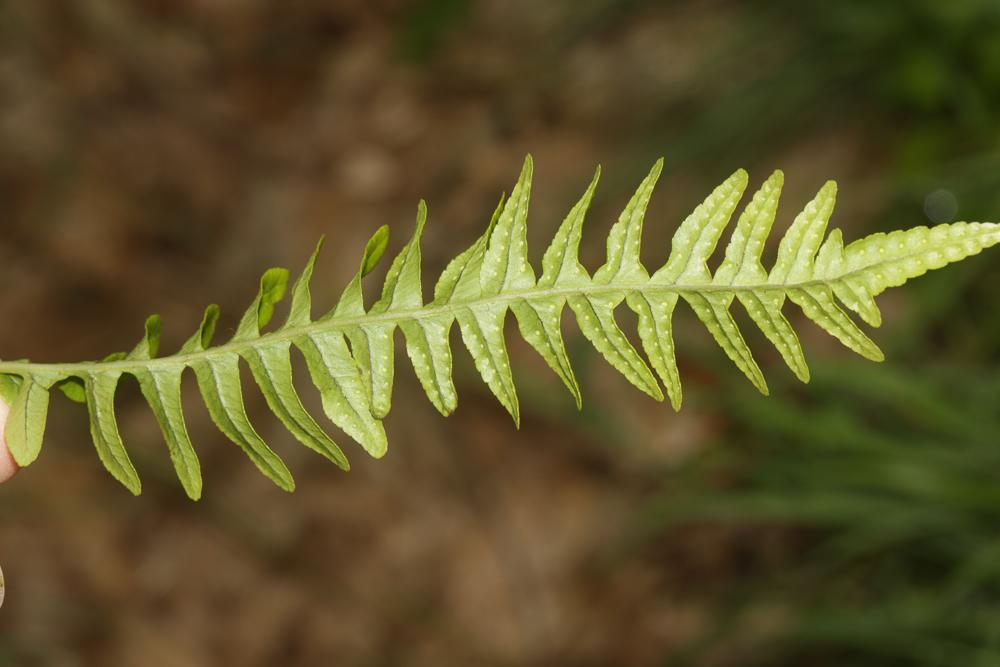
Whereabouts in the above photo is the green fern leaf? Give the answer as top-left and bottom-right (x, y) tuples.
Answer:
(1, 155), (998, 497)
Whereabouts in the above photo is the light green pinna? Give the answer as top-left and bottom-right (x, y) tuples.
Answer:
(1, 156), (997, 499)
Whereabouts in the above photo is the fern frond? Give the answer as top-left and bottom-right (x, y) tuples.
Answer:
(2, 156), (997, 498)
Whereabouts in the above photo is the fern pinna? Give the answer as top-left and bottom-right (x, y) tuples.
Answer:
(1, 156), (997, 499)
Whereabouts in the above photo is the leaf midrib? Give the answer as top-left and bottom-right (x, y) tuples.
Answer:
(0, 257), (929, 378)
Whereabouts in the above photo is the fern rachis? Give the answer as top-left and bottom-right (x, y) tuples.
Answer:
(0, 155), (997, 499)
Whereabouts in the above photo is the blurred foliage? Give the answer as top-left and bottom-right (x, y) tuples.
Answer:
(396, 0), (472, 61)
(651, 0), (1000, 205)
(646, 360), (1000, 666)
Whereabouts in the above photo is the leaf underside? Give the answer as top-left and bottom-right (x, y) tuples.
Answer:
(1, 156), (997, 499)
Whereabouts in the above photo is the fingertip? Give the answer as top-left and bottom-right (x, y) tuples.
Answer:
(0, 400), (17, 483)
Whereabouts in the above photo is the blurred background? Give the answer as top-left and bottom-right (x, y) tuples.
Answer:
(1, 1), (999, 665)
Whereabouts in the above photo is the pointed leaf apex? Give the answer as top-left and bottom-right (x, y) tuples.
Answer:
(517, 155), (534, 181)
(415, 199), (428, 232)
(257, 268), (290, 330)
(362, 226), (390, 277)
(201, 305), (220, 349)
(144, 315), (162, 358)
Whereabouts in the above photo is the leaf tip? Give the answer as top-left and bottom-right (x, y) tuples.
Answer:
(56, 376), (86, 403)
(304, 236), (326, 272)
(362, 226), (391, 277)
(201, 304), (221, 349)
(144, 315), (162, 358)
(257, 268), (291, 329)
(261, 267), (290, 297)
